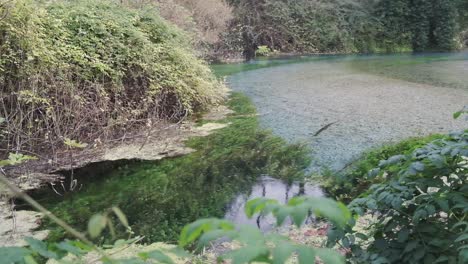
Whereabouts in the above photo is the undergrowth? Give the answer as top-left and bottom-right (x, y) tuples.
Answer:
(33, 93), (311, 243)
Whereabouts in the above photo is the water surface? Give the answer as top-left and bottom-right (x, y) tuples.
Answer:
(222, 52), (468, 171)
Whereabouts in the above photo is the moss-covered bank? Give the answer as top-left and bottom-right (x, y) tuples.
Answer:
(28, 93), (311, 243)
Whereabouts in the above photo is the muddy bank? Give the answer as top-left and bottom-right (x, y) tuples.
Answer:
(227, 59), (468, 171)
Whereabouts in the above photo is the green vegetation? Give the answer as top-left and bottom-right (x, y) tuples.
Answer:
(32, 93), (311, 243)
(324, 134), (444, 202)
(221, 0), (468, 59)
(328, 131), (468, 263)
(0, 0), (222, 156)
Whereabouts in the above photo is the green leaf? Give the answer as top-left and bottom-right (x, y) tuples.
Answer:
(24, 255), (38, 264)
(56, 240), (87, 256)
(179, 218), (234, 247)
(272, 242), (295, 264)
(0, 247), (31, 263)
(397, 229), (409, 243)
(245, 198), (278, 218)
(64, 138), (88, 149)
(455, 233), (468, 243)
(296, 245), (316, 264)
(223, 245), (270, 264)
(88, 214), (108, 238)
(274, 207), (293, 226)
(139, 250), (174, 264)
(112, 207), (129, 228)
(6, 153), (37, 166)
(310, 198), (351, 228)
(196, 230), (235, 249)
(25, 237), (58, 259)
(316, 248), (345, 264)
(454, 111), (462, 119)
(290, 204), (309, 227)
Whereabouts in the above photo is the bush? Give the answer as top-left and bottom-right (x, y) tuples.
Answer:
(0, 0), (222, 156)
(255, 46), (272, 57)
(324, 135), (444, 202)
(328, 131), (468, 263)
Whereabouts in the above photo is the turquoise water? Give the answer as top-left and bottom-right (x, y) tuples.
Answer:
(220, 51), (468, 171)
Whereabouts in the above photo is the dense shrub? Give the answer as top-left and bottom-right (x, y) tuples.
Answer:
(0, 0), (222, 156)
(328, 131), (468, 263)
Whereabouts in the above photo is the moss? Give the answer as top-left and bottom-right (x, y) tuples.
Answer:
(33, 93), (311, 243)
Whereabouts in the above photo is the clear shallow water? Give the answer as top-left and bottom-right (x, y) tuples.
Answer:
(220, 51), (468, 172)
(225, 176), (323, 231)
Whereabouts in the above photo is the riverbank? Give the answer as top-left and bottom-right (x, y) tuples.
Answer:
(8, 93), (311, 246)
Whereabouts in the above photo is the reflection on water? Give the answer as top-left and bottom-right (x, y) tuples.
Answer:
(225, 176), (323, 231)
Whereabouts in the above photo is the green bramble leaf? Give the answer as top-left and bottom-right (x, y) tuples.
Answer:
(139, 250), (174, 264)
(0, 247), (31, 263)
(88, 214), (108, 238)
(245, 198), (278, 218)
(179, 218), (234, 247)
(112, 207), (129, 228)
(25, 237), (58, 259)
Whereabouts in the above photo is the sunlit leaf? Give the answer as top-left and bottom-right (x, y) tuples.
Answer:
(139, 250), (174, 264)
(88, 214), (107, 238)
(0, 247), (31, 263)
(112, 207), (129, 228)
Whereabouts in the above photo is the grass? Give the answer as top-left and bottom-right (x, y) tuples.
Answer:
(31, 93), (311, 244)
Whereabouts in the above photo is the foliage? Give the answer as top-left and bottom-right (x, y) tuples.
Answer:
(324, 134), (444, 202)
(0, 152), (36, 167)
(220, 0), (467, 58)
(0, 194), (351, 264)
(256, 46), (272, 57)
(0, 0), (222, 156)
(224, 0), (380, 58)
(33, 93), (311, 243)
(122, 0), (233, 60)
(328, 131), (468, 263)
(180, 196), (350, 264)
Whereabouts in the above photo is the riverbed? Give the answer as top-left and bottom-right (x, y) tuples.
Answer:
(224, 52), (468, 171)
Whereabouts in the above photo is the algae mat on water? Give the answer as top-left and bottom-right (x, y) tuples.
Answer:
(30, 93), (311, 243)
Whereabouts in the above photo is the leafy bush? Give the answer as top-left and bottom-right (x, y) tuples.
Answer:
(180, 196), (350, 264)
(328, 131), (468, 263)
(256, 46), (272, 57)
(324, 135), (444, 202)
(1, 151), (349, 264)
(0, 0), (222, 156)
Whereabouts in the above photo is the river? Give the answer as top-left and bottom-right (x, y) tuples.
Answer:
(221, 52), (468, 172)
